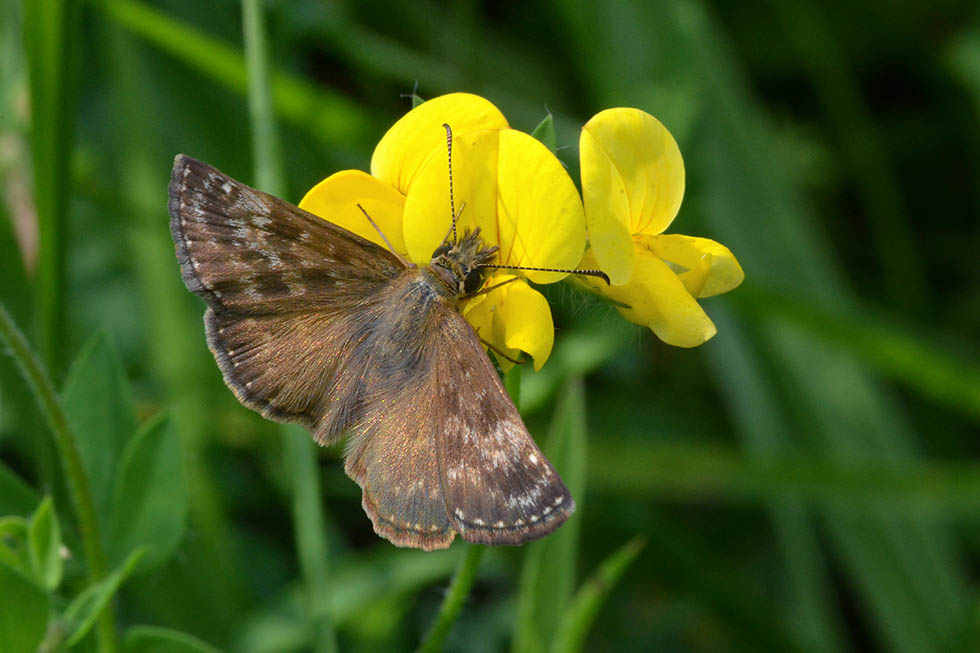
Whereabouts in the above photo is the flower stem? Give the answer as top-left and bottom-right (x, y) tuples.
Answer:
(0, 303), (115, 651)
(241, 3), (337, 652)
(242, 0), (284, 196)
(418, 544), (486, 653)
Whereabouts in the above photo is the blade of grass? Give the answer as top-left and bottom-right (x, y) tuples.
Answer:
(283, 425), (337, 653)
(102, 17), (248, 637)
(514, 377), (587, 652)
(549, 536), (645, 653)
(664, 2), (968, 649)
(734, 282), (980, 424)
(588, 437), (980, 515)
(0, 303), (115, 652)
(99, 0), (375, 148)
(22, 0), (79, 379)
(242, 0), (285, 196)
(706, 307), (845, 652)
(241, 3), (337, 650)
(769, 0), (924, 310)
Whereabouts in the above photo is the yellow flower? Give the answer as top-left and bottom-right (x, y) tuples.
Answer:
(298, 93), (586, 369)
(579, 108), (743, 347)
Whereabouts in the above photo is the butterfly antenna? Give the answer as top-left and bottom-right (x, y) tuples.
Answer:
(479, 263), (611, 285)
(442, 123), (458, 243)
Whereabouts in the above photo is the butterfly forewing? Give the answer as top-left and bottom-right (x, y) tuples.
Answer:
(169, 155), (402, 313)
(170, 155), (402, 441)
(169, 154), (574, 550)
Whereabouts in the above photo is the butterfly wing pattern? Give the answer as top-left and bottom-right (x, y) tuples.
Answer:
(169, 155), (403, 444)
(169, 154), (573, 550)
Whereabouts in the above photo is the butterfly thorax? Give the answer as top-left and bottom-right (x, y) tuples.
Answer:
(428, 228), (499, 299)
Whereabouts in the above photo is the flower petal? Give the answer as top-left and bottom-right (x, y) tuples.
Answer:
(582, 243), (717, 347)
(371, 93), (509, 196)
(579, 127), (634, 285)
(498, 279), (554, 370)
(647, 234), (744, 298)
(403, 129), (586, 280)
(495, 129), (585, 284)
(462, 274), (555, 371)
(402, 129), (501, 265)
(580, 108), (685, 283)
(298, 170), (406, 254)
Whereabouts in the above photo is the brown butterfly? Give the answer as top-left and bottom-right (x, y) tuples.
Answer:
(168, 153), (576, 550)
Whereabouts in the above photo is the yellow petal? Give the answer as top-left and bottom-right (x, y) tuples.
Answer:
(580, 109), (685, 283)
(402, 129), (500, 265)
(498, 279), (554, 370)
(462, 274), (554, 371)
(298, 170), (406, 254)
(370, 93), (509, 196)
(495, 129), (585, 284)
(580, 127), (634, 285)
(403, 129), (586, 281)
(583, 243), (716, 347)
(646, 234), (744, 298)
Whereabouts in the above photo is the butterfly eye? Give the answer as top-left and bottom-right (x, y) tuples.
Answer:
(463, 269), (484, 295)
(432, 243), (452, 258)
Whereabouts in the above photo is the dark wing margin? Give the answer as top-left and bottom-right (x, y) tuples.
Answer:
(343, 294), (573, 549)
(168, 154), (403, 442)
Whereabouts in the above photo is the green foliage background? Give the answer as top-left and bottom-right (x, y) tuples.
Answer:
(2, 0), (979, 651)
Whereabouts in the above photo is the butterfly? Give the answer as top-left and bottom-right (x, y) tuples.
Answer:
(168, 154), (574, 550)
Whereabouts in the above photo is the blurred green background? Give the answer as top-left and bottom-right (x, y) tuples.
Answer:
(2, 0), (980, 651)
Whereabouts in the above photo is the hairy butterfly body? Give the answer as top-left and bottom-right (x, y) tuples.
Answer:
(168, 155), (573, 550)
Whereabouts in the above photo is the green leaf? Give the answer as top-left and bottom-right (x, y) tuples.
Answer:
(530, 111), (557, 152)
(0, 516), (29, 573)
(62, 548), (144, 647)
(550, 536), (646, 653)
(515, 378), (587, 652)
(327, 547), (463, 625)
(107, 413), (186, 571)
(123, 625), (222, 653)
(62, 332), (138, 526)
(0, 560), (49, 653)
(27, 497), (62, 591)
(0, 461), (39, 516)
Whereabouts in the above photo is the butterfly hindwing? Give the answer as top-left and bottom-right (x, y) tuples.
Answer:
(169, 155), (403, 442)
(433, 311), (574, 545)
(343, 280), (573, 549)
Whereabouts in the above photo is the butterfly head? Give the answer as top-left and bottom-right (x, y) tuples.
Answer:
(430, 228), (499, 297)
